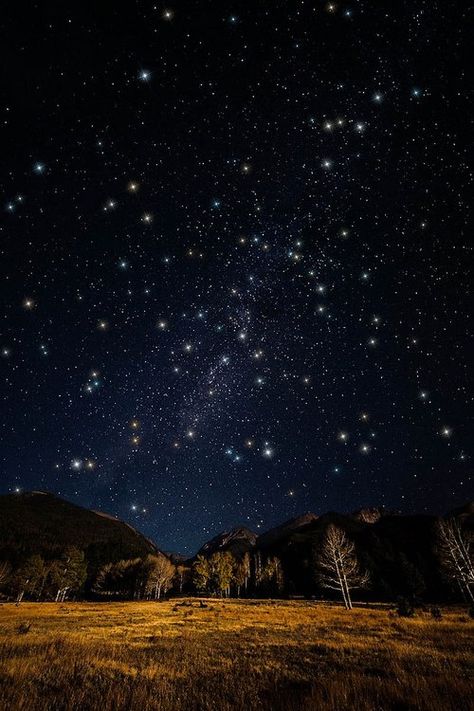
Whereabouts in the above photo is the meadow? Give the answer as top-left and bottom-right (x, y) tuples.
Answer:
(0, 599), (472, 710)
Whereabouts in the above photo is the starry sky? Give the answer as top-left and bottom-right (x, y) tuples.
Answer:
(0, 1), (472, 553)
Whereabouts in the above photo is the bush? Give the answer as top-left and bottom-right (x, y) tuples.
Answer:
(396, 597), (414, 617)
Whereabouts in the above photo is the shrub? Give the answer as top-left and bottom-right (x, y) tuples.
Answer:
(396, 597), (414, 617)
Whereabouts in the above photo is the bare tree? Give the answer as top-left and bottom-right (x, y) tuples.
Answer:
(174, 564), (188, 594)
(145, 554), (175, 600)
(437, 518), (474, 603)
(315, 524), (369, 609)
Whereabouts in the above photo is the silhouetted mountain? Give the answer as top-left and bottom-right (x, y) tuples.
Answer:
(351, 507), (393, 524)
(447, 501), (474, 525)
(257, 513), (319, 549)
(197, 504), (473, 601)
(1, 492), (472, 602)
(197, 526), (257, 559)
(0, 491), (159, 578)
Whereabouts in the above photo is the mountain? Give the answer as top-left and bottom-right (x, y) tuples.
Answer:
(196, 504), (473, 600)
(0, 491), (159, 577)
(257, 513), (319, 549)
(2, 491), (472, 602)
(351, 507), (389, 524)
(197, 526), (257, 559)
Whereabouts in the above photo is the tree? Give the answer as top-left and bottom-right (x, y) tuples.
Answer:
(93, 558), (147, 599)
(397, 554), (426, 603)
(144, 554), (175, 599)
(11, 555), (45, 602)
(193, 555), (210, 592)
(315, 524), (369, 609)
(260, 556), (284, 596)
(233, 557), (248, 597)
(437, 518), (474, 603)
(241, 553), (251, 593)
(209, 552), (234, 597)
(0, 561), (11, 588)
(49, 548), (87, 602)
(253, 552), (263, 588)
(93, 562), (115, 596)
(174, 564), (188, 594)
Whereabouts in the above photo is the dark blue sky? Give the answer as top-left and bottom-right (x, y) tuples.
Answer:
(0, 0), (472, 553)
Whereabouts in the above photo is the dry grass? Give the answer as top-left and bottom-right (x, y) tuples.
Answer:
(0, 599), (472, 710)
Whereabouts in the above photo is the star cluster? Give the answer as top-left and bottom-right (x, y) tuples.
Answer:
(0, 1), (471, 552)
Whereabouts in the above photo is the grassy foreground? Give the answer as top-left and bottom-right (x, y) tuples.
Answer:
(0, 599), (472, 711)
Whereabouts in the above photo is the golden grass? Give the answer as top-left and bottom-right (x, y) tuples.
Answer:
(0, 599), (472, 710)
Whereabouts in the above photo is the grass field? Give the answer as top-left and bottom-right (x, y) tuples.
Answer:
(0, 599), (472, 710)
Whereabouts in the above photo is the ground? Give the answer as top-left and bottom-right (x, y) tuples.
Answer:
(0, 599), (472, 710)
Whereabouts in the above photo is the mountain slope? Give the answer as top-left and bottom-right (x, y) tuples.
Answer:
(197, 526), (257, 559)
(0, 491), (159, 574)
(257, 513), (319, 549)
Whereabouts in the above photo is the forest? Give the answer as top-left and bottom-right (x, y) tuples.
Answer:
(1, 518), (473, 613)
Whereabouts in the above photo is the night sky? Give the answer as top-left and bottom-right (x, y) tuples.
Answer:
(0, 1), (472, 554)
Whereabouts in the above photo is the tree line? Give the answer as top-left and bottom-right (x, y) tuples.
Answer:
(0, 519), (472, 607)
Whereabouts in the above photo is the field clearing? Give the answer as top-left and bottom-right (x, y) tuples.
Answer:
(0, 599), (472, 710)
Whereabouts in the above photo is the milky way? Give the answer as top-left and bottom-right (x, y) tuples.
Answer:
(0, 1), (471, 552)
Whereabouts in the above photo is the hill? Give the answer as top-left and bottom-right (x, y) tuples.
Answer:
(0, 491), (159, 578)
(197, 526), (257, 559)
